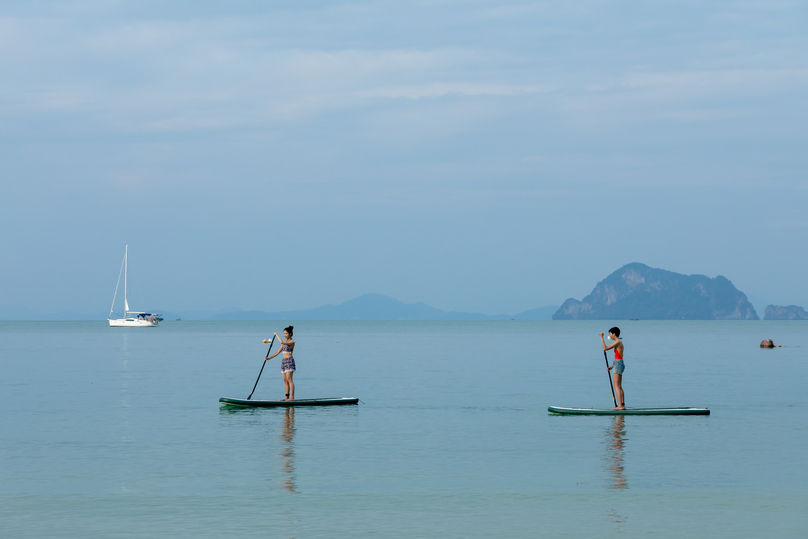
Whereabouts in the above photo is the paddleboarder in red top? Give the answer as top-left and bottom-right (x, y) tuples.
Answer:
(600, 327), (625, 410)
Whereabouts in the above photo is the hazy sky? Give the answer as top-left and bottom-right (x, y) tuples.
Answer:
(1, 1), (806, 315)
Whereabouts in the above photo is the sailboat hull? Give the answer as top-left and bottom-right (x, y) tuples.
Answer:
(109, 318), (157, 327)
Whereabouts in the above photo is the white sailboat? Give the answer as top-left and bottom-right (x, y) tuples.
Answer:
(108, 245), (160, 327)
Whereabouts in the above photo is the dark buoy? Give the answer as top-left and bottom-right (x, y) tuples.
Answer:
(760, 339), (775, 348)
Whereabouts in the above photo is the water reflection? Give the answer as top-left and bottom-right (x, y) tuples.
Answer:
(602, 415), (628, 531)
(279, 407), (297, 493)
(120, 332), (130, 407)
(218, 406), (298, 494)
(604, 416), (628, 490)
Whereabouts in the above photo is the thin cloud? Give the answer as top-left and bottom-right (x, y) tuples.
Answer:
(3, 5), (807, 138)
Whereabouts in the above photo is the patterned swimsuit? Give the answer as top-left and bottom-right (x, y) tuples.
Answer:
(280, 344), (296, 372)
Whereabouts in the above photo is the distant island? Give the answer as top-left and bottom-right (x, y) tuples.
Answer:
(764, 305), (808, 320)
(209, 294), (559, 321)
(553, 263), (759, 320)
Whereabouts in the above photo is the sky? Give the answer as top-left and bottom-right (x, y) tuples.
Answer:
(1, 0), (806, 316)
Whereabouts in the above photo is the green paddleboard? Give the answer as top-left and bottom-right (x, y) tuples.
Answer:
(548, 406), (709, 416)
(220, 397), (359, 407)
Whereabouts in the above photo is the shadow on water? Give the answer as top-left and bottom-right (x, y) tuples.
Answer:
(603, 416), (628, 531)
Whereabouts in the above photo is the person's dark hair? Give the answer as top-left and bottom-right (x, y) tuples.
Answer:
(284, 325), (294, 337)
(608, 327), (620, 338)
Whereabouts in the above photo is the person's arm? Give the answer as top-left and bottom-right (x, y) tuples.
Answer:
(599, 332), (617, 351)
(274, 332), (294, 346)
(266, 349), (281, 361)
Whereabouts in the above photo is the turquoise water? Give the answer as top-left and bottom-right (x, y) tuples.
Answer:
(1, 320), (806, 538)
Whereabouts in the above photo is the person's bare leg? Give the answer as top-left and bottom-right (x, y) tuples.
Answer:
(280, 375), (290, 400)
(285, 371), (295, 400)
(613, 373), (625, 410)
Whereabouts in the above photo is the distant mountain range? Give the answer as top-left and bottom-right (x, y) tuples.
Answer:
(0, 296), (559, 321)
(208, 294), (559, 321)
(7, 268), (804, 321)
(553, 263), (759, 320)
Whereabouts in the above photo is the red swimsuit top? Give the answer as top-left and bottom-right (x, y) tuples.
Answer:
(614, 347), (623, 360)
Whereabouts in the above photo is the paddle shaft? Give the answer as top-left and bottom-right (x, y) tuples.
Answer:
(247, 335), (275, 400)
(604, 350), (618, 407)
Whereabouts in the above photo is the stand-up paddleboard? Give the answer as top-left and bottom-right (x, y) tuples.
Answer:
(548, 406), (709, 416)
(220, 397), (359, 407)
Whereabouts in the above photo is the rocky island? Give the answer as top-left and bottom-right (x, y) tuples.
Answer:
(763, 305), (808, 320)
(553, 263), (759, 320)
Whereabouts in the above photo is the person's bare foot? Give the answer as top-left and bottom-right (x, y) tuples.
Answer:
(280, 397), (288, 401)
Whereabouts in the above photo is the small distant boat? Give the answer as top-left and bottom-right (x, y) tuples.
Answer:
(548, 406), (709, 416)
(108, 245), (161, 328)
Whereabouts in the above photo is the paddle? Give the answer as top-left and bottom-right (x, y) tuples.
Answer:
(247, 335), (276, 400)
(603, 350), (618, 408)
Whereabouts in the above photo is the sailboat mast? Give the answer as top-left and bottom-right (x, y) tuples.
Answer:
(124, 245), (129, 316)
(109, 247), (126, 320)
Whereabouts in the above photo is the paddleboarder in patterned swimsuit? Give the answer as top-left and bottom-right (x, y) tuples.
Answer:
(600, 327), (625, 410)
(266, 326), (296, 401)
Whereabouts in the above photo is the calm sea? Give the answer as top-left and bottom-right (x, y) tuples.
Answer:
(1, 320), (806, 538)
